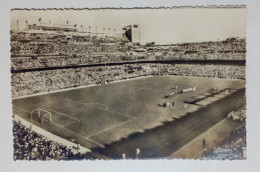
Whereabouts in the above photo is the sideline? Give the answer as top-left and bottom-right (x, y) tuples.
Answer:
(13, 105), (104, 148)
(12, 75), (244, 100)
(13, 115), (91, 153)
(12, 75), (153, 100)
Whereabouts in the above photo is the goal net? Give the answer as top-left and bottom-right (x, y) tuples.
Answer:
(31, 108), (52, 125)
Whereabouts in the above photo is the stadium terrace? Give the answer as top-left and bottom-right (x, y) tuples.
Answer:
(11, 22), (246, 160)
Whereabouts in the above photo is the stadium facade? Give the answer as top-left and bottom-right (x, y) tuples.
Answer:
(10, 21), (246, 160)
(27, 23), (78, 32)
(123, 25), (140, 43)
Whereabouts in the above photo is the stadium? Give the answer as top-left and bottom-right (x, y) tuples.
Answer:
(11, 9), (246, 160)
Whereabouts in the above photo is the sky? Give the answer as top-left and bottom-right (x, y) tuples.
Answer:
(10, 8), (246, 44)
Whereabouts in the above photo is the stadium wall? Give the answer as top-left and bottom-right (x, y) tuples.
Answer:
(13, 114), (91, 153)
(11, 60), (246, 73)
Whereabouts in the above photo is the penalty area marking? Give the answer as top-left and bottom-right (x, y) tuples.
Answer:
(51, 122), (105, 148)
(62, 120), (81, 128)
(64, 99), (137, 119)
(45, 109), (81, 128)
(84, 102), (109, 111)
(13, 104), (136, 146)
(13, 105), (104, 148)
(87, 118), (137, 138)
(13, 105), (104, 147)
(63, 99), (139, 138)
(13, 105), (32, 114)
(63, 99), (109, 111)
(14, 105), (81, 127)
(46, 109), (81, 122)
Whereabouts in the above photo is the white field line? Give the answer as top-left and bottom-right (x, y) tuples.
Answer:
(13, 105), (104, 148)
(115, 111), (138, 119)
(12, 75), (244, 100)
(14, 105), (81, 122)
(64, 99), (109, 111)
(87, 118), (137, 138)
(84, 102), (109, 110)
(13, 114), (91, 153)
(147, 113), (229, 157)
(51, 121), (105, 148)
(62, 120), (81, 128)
(64, 99), (139, 137)
(46, 109), (81, 122)
(12, 75), (155, 100)
(13, 106), (47, 122)
(65, 99), (137, 119)
(138, 88), (170, 93)
(13, 105), (31, 114)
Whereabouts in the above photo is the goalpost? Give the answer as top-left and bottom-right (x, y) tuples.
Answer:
(31, 108), (52, 125)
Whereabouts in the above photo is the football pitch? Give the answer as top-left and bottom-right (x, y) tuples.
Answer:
(12, 75), (246, 159)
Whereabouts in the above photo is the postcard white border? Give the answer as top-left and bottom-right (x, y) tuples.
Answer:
(1, 0), (260, 172)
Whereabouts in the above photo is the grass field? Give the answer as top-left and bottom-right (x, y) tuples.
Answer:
(12, 75), (246, 158)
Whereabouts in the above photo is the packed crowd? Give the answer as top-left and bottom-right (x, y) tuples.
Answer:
(163, 51), (245, 61)
(11, 31), (125, 56)
(174, 37), (246, 52)
(10, 31), (246, 70)
(10, 31), (246, 97)
(11, 51), (245, 70)
(174, 64), (245, 79)
(227, 109), (246, 121)
(203, 125), (246, 159)
(13, 120), (96, 160)
(11, 30), (247, 160)
(11, 63), (245, 97)
(11, 53), (132, 70)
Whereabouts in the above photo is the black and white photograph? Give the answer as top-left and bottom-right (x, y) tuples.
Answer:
(10, 7), (247, 160)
